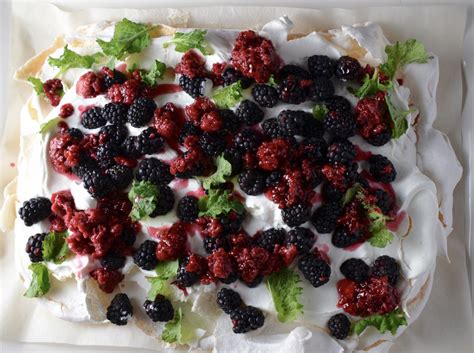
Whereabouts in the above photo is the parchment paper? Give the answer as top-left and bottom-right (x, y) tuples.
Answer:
(0, 3), (472, 353)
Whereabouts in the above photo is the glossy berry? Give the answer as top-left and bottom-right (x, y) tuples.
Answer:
(216, 288), (243, 314)
(238, 169), (265, 195)
(298, 253), (331, 287)
(136, 127), (164, 155)
(177, 196), (199, 222)
(327, 139), (356, 165)
(105, 165), (133, 190)
(135, 158), (173, 186)
(277, 75), (307, 104)
(127, 97), (156, 128)
(368, 155), (397, 183)
(204, 235), (231, 253)
(324, 110), (356, 138)
(199, 132), (226, 157)
(233, 129), (261, 152)
(19, 197), (52, 226)
(219, 109), (241, 133)
(133, 240), (158, 270)
(221, 211), (245, 234)
(179, 75), (206, 98)
(179, 121), (201, 144)
(373, 189), (394, 214)
(300, 137), (327, 162)
(25, 233), (47, 262)
(223, 147), (243, 176)
(278, 65), (311, 80)
(367, 130), (391, 147)
(265, 171), (283, 188)
(261, 118), (283, 139)
(150, 186), (175, 217)
(282, 204), (311, 227)
(307, 55), (336, 79)
(222, 67), (253, 89)
(81, 107), (106, 129)
(335, 56), (362, 81)
(100, 253), (126, 271)
(311, 202), (342, 234)
(371, 255), (400, 285)
(96, 142), (120, 168)
(307, 78), (335, 101)
(106, 293), (133, 326)
(252, 84), (279, 108)
(332, 227), (363, 248)
(255, 228), (286, 251)
(102, 102), (128, 125)
(340, 258), (370, 283)
(278, 110), (312, 137)
(236, 100), (265, 126)
(103, 69), (126, 89)
(230, 306), (265, 333)
(121, 136), (141, 159)
(287, 227), (315, 254)
(99, 124), (128, 145)
(324, 95), (352, 114)
(83, 169), (113, 198)
(176, 261), (200, 287)
(143, 294), (174, 322)
(327, 313), (351, 339)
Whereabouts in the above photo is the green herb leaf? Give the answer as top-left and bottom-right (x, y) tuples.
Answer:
(147, 277), (172, 300)
(342, 183), (362, 207)
(97, 18), (153, 60)
(267, 74), (278, 87)
(163, 29), (212, 55)
(381, 39), (429, 80)
(198, 189), (244, 218)
(48, 45), (102, 75)
(353, 68), (393, 99)
(266, 268), (304, 322)
(385, 93), (414, 139)
(353, 308), (407, 335)
(211, 81), (243, 109)
(39, 117), (61, 134)
(200, 155), (232, 190)
(156, 260), (179, 280)
(358, 192), (393, 248)
(24, 263), (50, 298)
(312, 104), (328, 122)
(42, 231), (70, 264)
(27, 77), (44, 95)
(162, 308), (194, 344)
(105, 57), (116, 70)
(140, 60), (167, 86)
(128, 180), (160, 221)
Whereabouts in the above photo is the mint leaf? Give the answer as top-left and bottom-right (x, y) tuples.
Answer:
(385, 93), (414, 139)
(27, 77), (44, 95)
(140, 60), (167, 86)
(381, 39), (429, 79)
(353, 68), (393, 99)
(39, 117), (61, 134)
(42, 231), (70, 264)
(48, 45), (102, 75)
(312, 104), (328, 122)
(211, 81), (243, 109)
(198, 189), (244, 218)
(359, 192), (393, 248)
(162, 308), (195, 344)
(200, 155), (232, 190)
(267, 74), (278, 87)
(97, 18), (153, 59)
(147, 276), (172, 300)
(128, 180), (159, 221)
(163, 29), (212, 55)
(156, 260), (179, 280)
(342, 183), (362, 207)
(266, 268), (304, 322)
(24, 263), (50, 298)
(353, 308), (407, 335)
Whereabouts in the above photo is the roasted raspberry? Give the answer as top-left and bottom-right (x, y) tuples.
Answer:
(261, 118), (283, 139)
(238, 169), (265, 195)
(76, 72), (103, 98)
(222, 67), (253, 88)
(143, 294), (174, 322)
(252, 84), (278, 108)
(278, 65), (311, 80)
(59, 103), (74, 118)
(105, 165), (133, 190)
(19, 197), (52, 227)
(102, 102), (128, 125)
(299, 137), (327, 162)
(332, 227), (363, 248)
(207, 247), (236, 281)
(216, 288), (243, 314)
(371, 255), (400, 285)
(200, 111), (222, 132)
(133, 240), (158, 270)
(177, 196), (199, 222)
(150, 186), (174, 217)
(256, 138), (289, 171)
(327, 313), (351, 339)
(282, 203), (310, 227)
(321, 163), (357, 192)
(155, 223), (187, 261)
(308, 55), (336, 79)
(233, 129), (261, 152)
(102, 68), (126, 89)
(231, 306), (265, 333)
(170, 150), (206, 178)
(298, 253), (331, 287)
(83, 169), (113, 198)
(25, 233), (47, 262)
(223, 148), (243, 176)
(286, 227), (315, 254)
(311, 202), (342, 234)
(136, 127), (165, 155)
(340, 258), (370, 283)
(81, 107), (106, 129)
(107, 79), (141, 105)
(354, 92), (391, 145)
(368, 154), (397, 183)
(327, 139), (356, 165)
(325, 95), (352, 114)
(179, 75), (206, 98)
(100, 252), (126, 270)
(335, 56), (362, 81)
(135, 158), (173, 186)
(106, 293), (133, 326)
(175, 50), (206, 78)
(99, 124), (128, 145)
(372, 188), (394, 214)
(307, 78), (335, 101)
(278, 110), (311, 137)
(277, 75), (307, 104)
(324, 110), (356, 138)
(127, 97), (156, 128)
(90, 268), (124, 293)
(199, 132), (226, 157)
(185, 97), (216, 125)
(254, 228), (286, 251)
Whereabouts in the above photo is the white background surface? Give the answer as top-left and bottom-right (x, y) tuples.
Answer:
(0, 1), (473, 352)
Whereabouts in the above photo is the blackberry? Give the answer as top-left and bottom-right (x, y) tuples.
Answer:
(136, 127), (165, 155)
(100, 253), (126, 271)
(221, 211), (245, 234)
(199, 132), (226, 157)
(373, 189), (393, 214)
(25, 233), (47, 262)
(265, 171), (283, 188)
(277, 75), (307, 105)
(230, 306), (265, 333)
(204, 235), (231, 254)
(81, 106), (106, 129)
(324, 96), (352, 114)
(300, 137), (327, 162)
(278, 65), (311, 80)
(220, 272), (238, 284)
(242, 275), (263, 288)
(102, 102), (128, 125)
(120, 227), (137, 247)
(282, 204), (311, 227)
(96, 142), (120, 168)
(103, 69), (126, 89)
(252, 84), (278, 108)
(368, 155), (397, 183)
(302, 116), (325, 138)
(324, 111), (356, 138)
(355, 173), (370, 189)
(216, 288), (243, 314)
(106, 293), (133, 326)
(177, 196), (199, 222)
(298, 253), (331, 287)
(307, 78), (335, 101)
(135, 158), (173, 186)
(179, 75), (206, 98)
(335, 56), (362, 81)
(222, 67), (253, 89)
(133, 240), (158, 270)
(99, 124), (128, 145)
(238, 169), (265, 195)
(83, 169), (113, 198)
(255, 228), (286, 251)
(367, 130), (391, 146)
(278, 110), (310, 137)
(71, 155), (99, 179)
(150, 186), (174, 217)
(307, 55), (336, 79)
(176, 260), (200, 287)
(143, 295), (174, 322)
(179, 121), (201, 144)
(340, 258), (370, 283)
(328, 313), (351, 339)
(236, 100), (265, 126)
(68, 128), (83, 140)
(223, 147), (243, 176)
(327, 139), (356, 165)
(121, 136), (141, 159)
(233, 129), (261, 152)
(332, 227), (363, 248)
(127, 97), (156, 128)
(19, 197), (52, 226)
(261, 118), (283, 139)
(311, 202), (342, 234)
(219, 109), (241, 133)
(322, 183), (345, 202)
(105, 165), (133, 190)
(371, 255), (400, 285)
(287, 227), (315, 254)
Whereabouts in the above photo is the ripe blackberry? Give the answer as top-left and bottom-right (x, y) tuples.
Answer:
(238, 169), (265, 195)
(307, 55), (336, 79)
(233, 129), (261, 152)
(368, 155), (397, 183)
(143, 294), (174, 322)
(278, 65), (311, 80)
(300, 137), (327, 162)
(277, 75), (307, 104)
(219, 109), (241, 133)
(81, 107), (106, 129)
(127, 97), (156, 128)
(367, 130), (391, 146)
(179, 75), (206, 98)
(68, 128), (83, 140)
(282, 204), (311, 227)
(99, 124), (128, 145)
(307, 78), (335, 101)
(105, 165), (133, 190)
(224, 147), (243, 176)
(311, 202), (342, 234)
(261, 118), (283, 139)
(106, 293), (133, 326)
(96, 142), (120, 168)
(71, 155), (98, 179)
(287, 227), (315, 254)
(252, 84), (278, 108)
(120, 227), (137, 247)
(322, 183), (345, 202)
(177, 195), (199, 222)
(176, 260), (200, 287)
(136, 127), (165, 155)
(221, 211), (245, 234)
(150, 186), (175, 217)
(135, 158), (173, 186)
(255, 228), (286, 251)
(133, 240), (158, 270)
(324, 111), (356, 138)
(335, 56), (362, 81)
(103, 69), (126, 89)
(25, 233), (47, 262)
(83, 169), (113, 198)
(327, 313), (351, 339)
(327, 139), (356, 165)
(371, 255), (400, 285)
(199, 132), (226, 157)
(102, 102), (128, 125)
(236, 100), (265, 126)
(204, 235), (231, 253)
(100, 253), (126, 270)
(373, 189), (393, 214)
(332, 227), (363, 248)
(222, 67), (253, 89)
(298, 253), (331, 287)
(265, 171), (283, 188)
(230, 306), (265, 333)
(242, 275), (264, 288)
(340, 258), (370, 283)
(324, 95), (352, 114)
(278, 110), (310, 137)
(302, 116), (325, 139)
(220, 272), (239, 285)
(217, 288), (243, 314)
(179, 121), (201, 144)
(19, 197), (52, 226)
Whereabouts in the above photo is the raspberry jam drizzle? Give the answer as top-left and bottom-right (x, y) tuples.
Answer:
(148, 84), (183, 97)
(355, 146), (373, 161)
(387, 210), (406, 232)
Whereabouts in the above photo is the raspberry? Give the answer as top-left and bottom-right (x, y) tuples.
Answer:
(204, 236), (231, 253)
(127, 97), (156, 128)
(176, 258), (200, 287)
(102, 68), (126, 89)
(185, 97), (216, 125)
(238, 169), (265, 195)
(257, 138), (289, 171)
(143, 295), (174, 322)
(298, 253), (331, 287)
(177, 196), (199, 222)
(324, 110), (356, 138)
(307, 55), (336, 79)
(199, 132), (226, 157)
(102, 102), (128, 125)
(325, 95), (352, 114)
(278, 110), (311, 137)
(136, 127), (165, 155)
(371, 255), (400, 285)
(100, 253), (126, 270)
(155, 223), (187, 261)
(278, 65), (311, 80)
(335, 56), (362, 81)
(153, 103), (181, 140)
(286, 227), (315, 254)
(340, 258), (370, 283)
(76, 72), (103, 99)
(373, 188), (394, 214)
(261, 118), (283, 139)
(25, 233), (47, 262)
(230, 306), (265, 333)
(277, 75), (307, 104)
(19, 197), (52, 226)
(321, 163), (356, 192)
(368, 154), (397, 183)
(207, 247), (237, 282)
(105, 165), (133, 190)
(200, 111), (223, 133)
(236, 100), (265, 126)
(223, 148), (243, 176)
(179, 75), (206, 98)
(175, 50), (206, 78)
(222, 67), (253, 88)
(233, 129), (261, 152)
(327, 139), (356, 165)
(217, 288), (243, 314)
(133, 240), (158, 270)
(99, 124), (128, 145)
(307, 78), (335, 101)
(81, 107), (106, 129)
(332, 227), (363, 248)
(59, 103), (74, 118)
(252, 84), (278, 108)
(354, 92), (391, 144)
(90, 268), (124, 293)
(135, 158), (173, 186)
(83, 169), (113, 198)
(282, 204), (310, 227)
(150, 186), (175, 217)
(254, 228), (285, 251)
(327, 313), (351, 339)
(107, 79), (141, 105)
(299, 137), (327, 162)
(219, 109), (241, 133)
(170, 150), (206, 179)
(95, 142), (120, 168)
(311, 202), (342, 234)
(106, 293), (133, 326)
